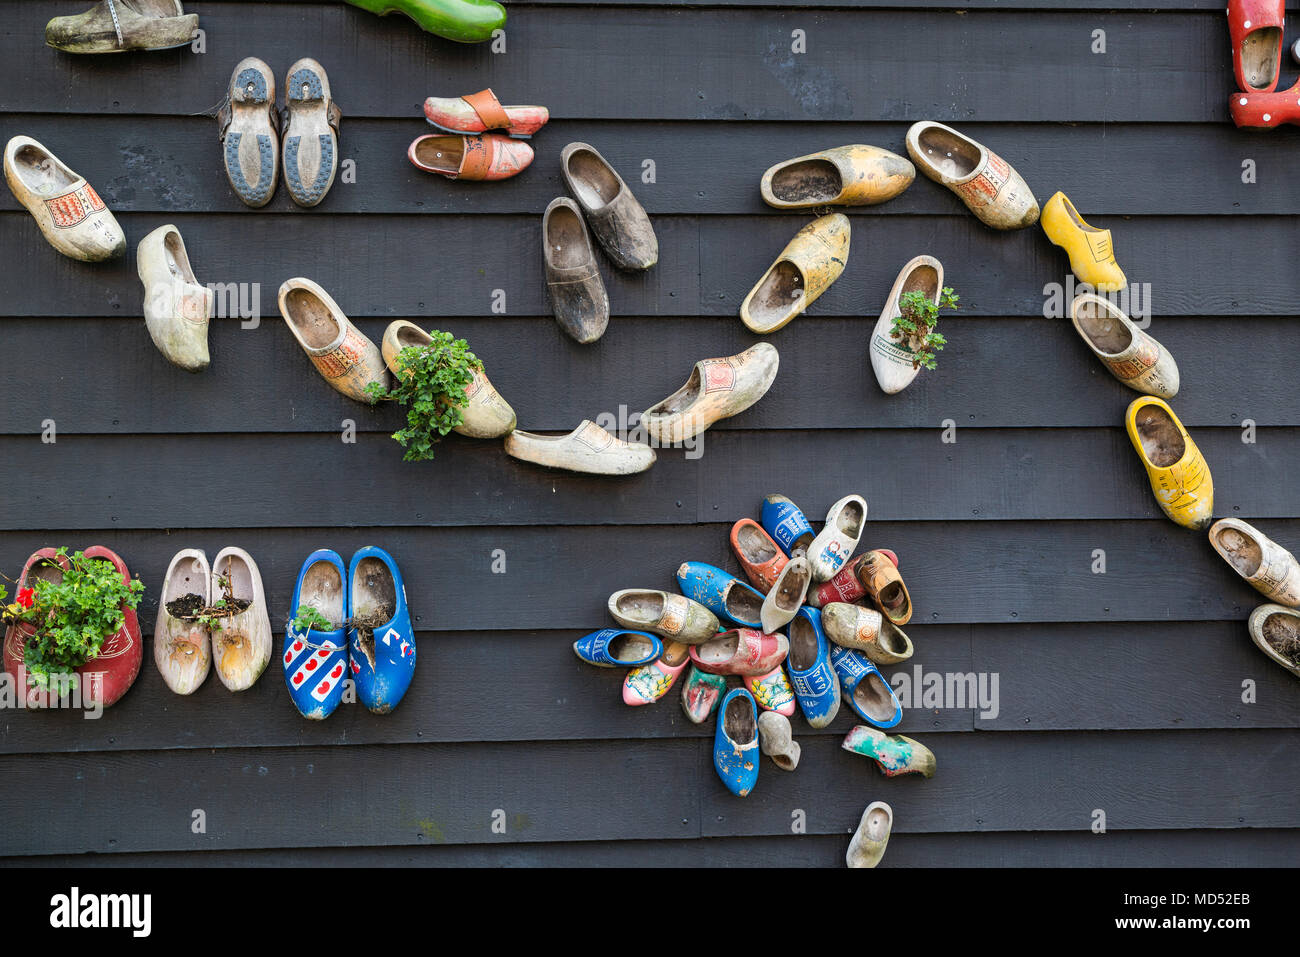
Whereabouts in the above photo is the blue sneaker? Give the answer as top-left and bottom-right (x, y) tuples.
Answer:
(761, 493), (815, 556)
(346, 546), (416, 714)
(713, 687), (761, 797)
(830, 644), (902, 729)
(786, 607), (841, 728)
(675, 561), (765, 628)
(573, 628), (661, 667)
(283, 549), (349, 720)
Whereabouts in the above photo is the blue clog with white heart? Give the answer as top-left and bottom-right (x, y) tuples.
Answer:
(713, 687), (761, 797)
(785, 606), (841, 728)
(676, 561), (765, 628)
(283, 549), (350, 720)
(762, 493), (815, 556)
(573, 628), (662, 667)
(346, 546), (416, 714)
(830, 644), (902, 729)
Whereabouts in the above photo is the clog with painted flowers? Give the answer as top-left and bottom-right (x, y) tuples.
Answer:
(761, 493), (815, 557)
(830, 645), (902, 729)
(680, 663), (727, 723)
(729, 519), (789, 593)
(623, 639), (690, 705)
(1125, 397), (1213, 530)
(642, 343), (780, 443)
(807, 494), (867, 582)
(1228, 0), (1286, 93)
(1070, 294), (1178, 399)
(690, 628), (789, 677)
(741, 213), (850, 334)
(279, 278), (390, 403)
(1041, 192), (1126, 292)
(744, 665), (796, 716)
(573, 627), (662, 668)
(282, 549), (349, 720)
(761, 556), (811, 634)
(1209, 519), (1300, 606)
(423, 87), (548, 137)
(4, 135), (125, 261)
(713, 688), (761, 797)
(846, 801), (893, 869)
(675, 562), (765, 629)
(807, 549), (898, 608)
(856, 550), (912, 625)
(608, 589), (720, 643)
(785, 606), (840, 728)
(408, 133), (534, 181)
(1247, 604), (1300, 678)
(841, 725), (936, 778)
(760, 144), (915, 209)
(346, 547), (416, 714)
(821, 602), (913, 665)
(905, 121), (1039, 230)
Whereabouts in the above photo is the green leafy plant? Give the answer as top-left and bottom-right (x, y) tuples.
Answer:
(292, 605), (336, 635)
(889, 286), (959, 371)
(365, 331), (482, 462)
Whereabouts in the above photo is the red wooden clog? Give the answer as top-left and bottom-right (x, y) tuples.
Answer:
(78, 546), (144, 708)
(2, 548), (69, 704)
(1229, 0), (1286, 94)
(729, 519), (788, 592)
(1230, 79), (1300, 128)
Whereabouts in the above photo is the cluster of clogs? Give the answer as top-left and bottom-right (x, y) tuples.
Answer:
(1226, 0), (1300, 129)
(412, 87), (545, 181)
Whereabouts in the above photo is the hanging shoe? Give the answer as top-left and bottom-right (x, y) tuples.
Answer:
(713, 688), (760, 796)
(278, 278), (390, 403)
(857, 550), (912, 625)
(741, 213), (850, 334)
(675, 562), (765, 629)
(623, 639), (690, 705)
(744, 666), (796, 716)
(846, 801), (893, 868)
(283, 549), (349, 720)
(830, 645), (902, 729)
(154, 548), (211, 694)
(1041, 192), (1126, 292)
(137, 224), (213, 372)
(4, 135), (125, 261)
(1228, 0), (1286, 93)
(424, 88), (548, 138)
(209, 547), (272, 692)
(761, 557), (811, 634)
(807, 493), (867, 582)
(1208, 519), (1300, 606)
(905, 121), (1038, 229)
(45, 0), (199, 54)
(346, 547), (416, 713)
(560, 142), (657, 270)
(821, 602), (913, 665)
(1070, 294), (1179, 398)
(505, 421), (656, 475)
(408, 132), (534, 180)
(807, 549), (898, 608)
(729, 518), (789, 592)
(543, 196), (609, 344)
(785, 606), (840, 728)
(761, 493), (815, 557)
(282, 58), (340, 208)
(641, 343), (780, 443)
(608, 589), (720, 643)
(868, 255), (944, 396)
(572, 628), (661, 668)
(1229, 78), (1300, 128)
(841, 725), (936, 777)
(758, 711), (800, 770)
(680, 663), (727, 723)
(690, 629), (790, 677)
(1246, 604), (1300, 678)
(219, 57), (279, 208)
(79, 546), (144, 708)
(343, 0), (506, 44)
(760, 144), (914, 209)
(1125, 397), (1213, 530)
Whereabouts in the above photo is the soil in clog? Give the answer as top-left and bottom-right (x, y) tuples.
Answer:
(1134, 405), (1185, 467)
(878, 581), (908, 617)
(1214, 527), (1263, 577)
(166, 593), (252, 620)
(350, 557), (396, 669)
(769, 161), (840, 204)
(1262, 613), (1300, 666)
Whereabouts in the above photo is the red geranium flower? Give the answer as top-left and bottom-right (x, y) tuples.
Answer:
(16, 587), (34, 609)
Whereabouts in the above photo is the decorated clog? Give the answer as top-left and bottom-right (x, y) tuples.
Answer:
(4, 135), (125, 261)
(830, 645), (902, 729)
(868, 255), (945, 396)
(808, 550), (899, 608)
(690, 629), (789, 677)
(1228, 0), (1286, 93)
(857, 550), (912, 626)
(729, 519), (789, 592)
(346, 547), (416, 713)
(1209, 519), (1300, 606)
(560, 142), (657, 271)
(1070, 294), (1178, 399)
(841, 725), (936, 777)
(758, 711), (800, 771)
(1246, 604), (1300, 678)
(846, 801), (893, 869)
(905, 121), (1039, 230)
(279, 278), (390, 403)
(219, 58), (279, 208)
(761, 493), (815, 557)
(138, 224), (213, 372)
(283, 549), (349, 720)
(1125, 397), (1213, 530)
(408, 133), (534, 180)
(608, 589), (720, 643)
(1041, 192), (1126, 292)
(760, 144), (914, 209)
(209, 547), (272, 692)
(506, 421), (656, 475)
(745, 666), (796, 716)
(1229, 78), (1300, 128)
(713, 688), (760, 796)
(573, 628), (661, 668)
(785, 607), (840, 728)
(153, 548), (211, 695)
(2, 549), (68, 707)
(808, 494), (867, 582)
(424, 88), (548, 138)
(741, 213), (850, 334)
(623, 639), (689, 705)
(821, 602), (913, 665)
(46, 0), (197, 54)
(675, 562), (764, 629)
(680, 663), (727, 723)
(282, 58), (340, 208)
(344, 0), (506, 44)
(543, 196), (609, 344)
(761, 556), (811, 634)
(642, 343), (780, 443)
(73, 547), (144, 709)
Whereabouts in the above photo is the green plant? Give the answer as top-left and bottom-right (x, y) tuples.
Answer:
(365, 331), (482, 462)
(292, 605), (336, 635)
(889, 286), (959, 371)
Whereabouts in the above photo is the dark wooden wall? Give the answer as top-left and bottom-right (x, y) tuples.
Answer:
(0, 0), (1297, 867)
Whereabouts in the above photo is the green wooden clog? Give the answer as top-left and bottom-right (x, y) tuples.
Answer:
(344, 0), (505, 43)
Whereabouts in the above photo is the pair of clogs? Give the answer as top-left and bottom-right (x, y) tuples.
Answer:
(45, 1), (198, 54)
(345, 0), (506, 44)
(1126, 397), (1214, 530)
(4, 135), (125, 262)
(154, 548), (272, 694)
(283, 547), (415, 718)
(1225, 2), (1300, 128)
(1205, 517), (1300, 678)
(411, 88), (544, 180)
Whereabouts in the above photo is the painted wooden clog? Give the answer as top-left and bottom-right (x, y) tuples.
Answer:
(573, 627), (661, 668)
(4, 135), (125, 261)
(279, 278), (390, 403)
(642, 343), (780, 443)
(1247, 604), (1300, 678)
(282, 58), (340, 207)
(761, 493), (815, 557)
(1209, 519), (1300, 606)
(760, 144), (915, 210)
(761, 556), (811, 634)
(830, 645), (902, 729)
(807, 549), (898, 608)
(868, 255), (944, 395)
(381, 320), (516, 438)
(608, 589), (720, 643)
(1229, 0), (1286, 93)
(75, 546), (144, 708)
(808, 494), (867, 582)
(46, 0), (198, 53)
(729, 518), (789, 592)
(745, 666), (796, 716)
(344, 0), (506, 44)
(505, 421), (656, 475)
(210, 547), (272, 692)
(219, 58), (279, 208)
(857, 550), (912, 625)
(283, 549), (349, 720)
(154, 549), (212, 695)
(623, 639), (689, 705)
(714, 688), (760, 796)
(1041, 192), (1126, 292)
(2, 550), (67, 708)
(561, 142), (657, 271)
(905, 121), (1039, 230)
(424, 88), (548, 138)
(690, 629), (790, 677)
(543, 196), (609, 344)
(675, 562), (765, 629)
(785, 606), (841, 728)
(680, 663), (727, 723)
(346, 547), (415, 713)
(758, 711), (800, 770)
(408, 133), (534, 180)
(821, 602), (913, 665)
(841, 725), (936, 777)
(846, 801), (893, 869)
(137, 224), (213, 372)
(741, 213), (850, 334)
(1125, 397), (1213, 530)
(1228, 79), (1300, 128)
(1070, 294), (1179, 399)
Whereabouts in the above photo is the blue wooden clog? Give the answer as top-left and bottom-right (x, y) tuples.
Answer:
(713, 687), (761, 797)
(573, 628), (662, 667)
(785, 606), (841, 728)
(676, 561), (765, 628)
(830, 644), (902, 729)
(761, 493), (815, 556)
(346, 546), (416, 714)
(283, 549), (349, 720)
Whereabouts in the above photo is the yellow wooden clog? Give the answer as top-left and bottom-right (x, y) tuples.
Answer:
(1125, 397), (1213, 530)
(1041, 192), (1126, 292)
(759, 144), (914, 210)
(740, 213), (850, 334)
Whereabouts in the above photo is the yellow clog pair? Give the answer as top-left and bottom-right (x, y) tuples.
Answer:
(1126, 397), (1213, 530)
(1041, 191), (1126, 292)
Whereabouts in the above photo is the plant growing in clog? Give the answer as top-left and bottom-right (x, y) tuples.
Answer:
(367, 329), (483, 461)
(889, 286), (958, 372)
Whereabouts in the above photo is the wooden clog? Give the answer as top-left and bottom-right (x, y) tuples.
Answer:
(344, 0), (506, 44)
(4, 135), (125, 261)
(278, 278), (390, 403)
(1041, 192), (1126, 292)
(283, 549), (349, 720)
(1125, 397), (1213, 530)
(760, 144), (914, 209)
(680, 663), (727, 723)
(154, 548), (212, 695)
(642, 343), (780, 443)
(45, 0), (199, 54)
(137, 224), (213, 372)
(282, 58), (340, 208)
(219, 57), (279, 208)
(824, 603), (912, 665)
(1209, 519), (1300, 606)
(830, 645), (902, 729)
(761, 493), (815, 557)
(210, 547), (272, 692)
(623, 639), (689, 705)
(807, 494), (867, 582)
(2, 549), (69, 707)
(408, 133), (534, 180)
(675, 562), (765, 629)
(714, 688), (760, 797)
(856, 550), (912, 625)
(346, 546), (416, 714)
(785, 606), (840, 728)
(561, 142), (658, 270)
(846, 802), (893, 869)
(761, 556), (811, 634)
(730, 519), (789, 593)
(573, 628), (661, 668)
(424, 88), (548, 138)
(77, 546), (144, 708)
(1070, 294), (1179, 399)
(690, 629), (790, 677)
(1229, 79), (1300, 128)
(543, 196), (609, 344)
(810, 551), (905, 609)
(758, 711), (800, 770)
(381, 320), (516, 438)
(1229, 0), (1286, 93)
(1246, 604), (1300, 678)
(841, 725), (936, 777)
(906, 121), (1039, 230)
(745, 665), (796, 716)
(608, 589), (720, 644)
(868, 255), (944, 395)
(741, 213), (850, 334)
(505, 420), (656, 475)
